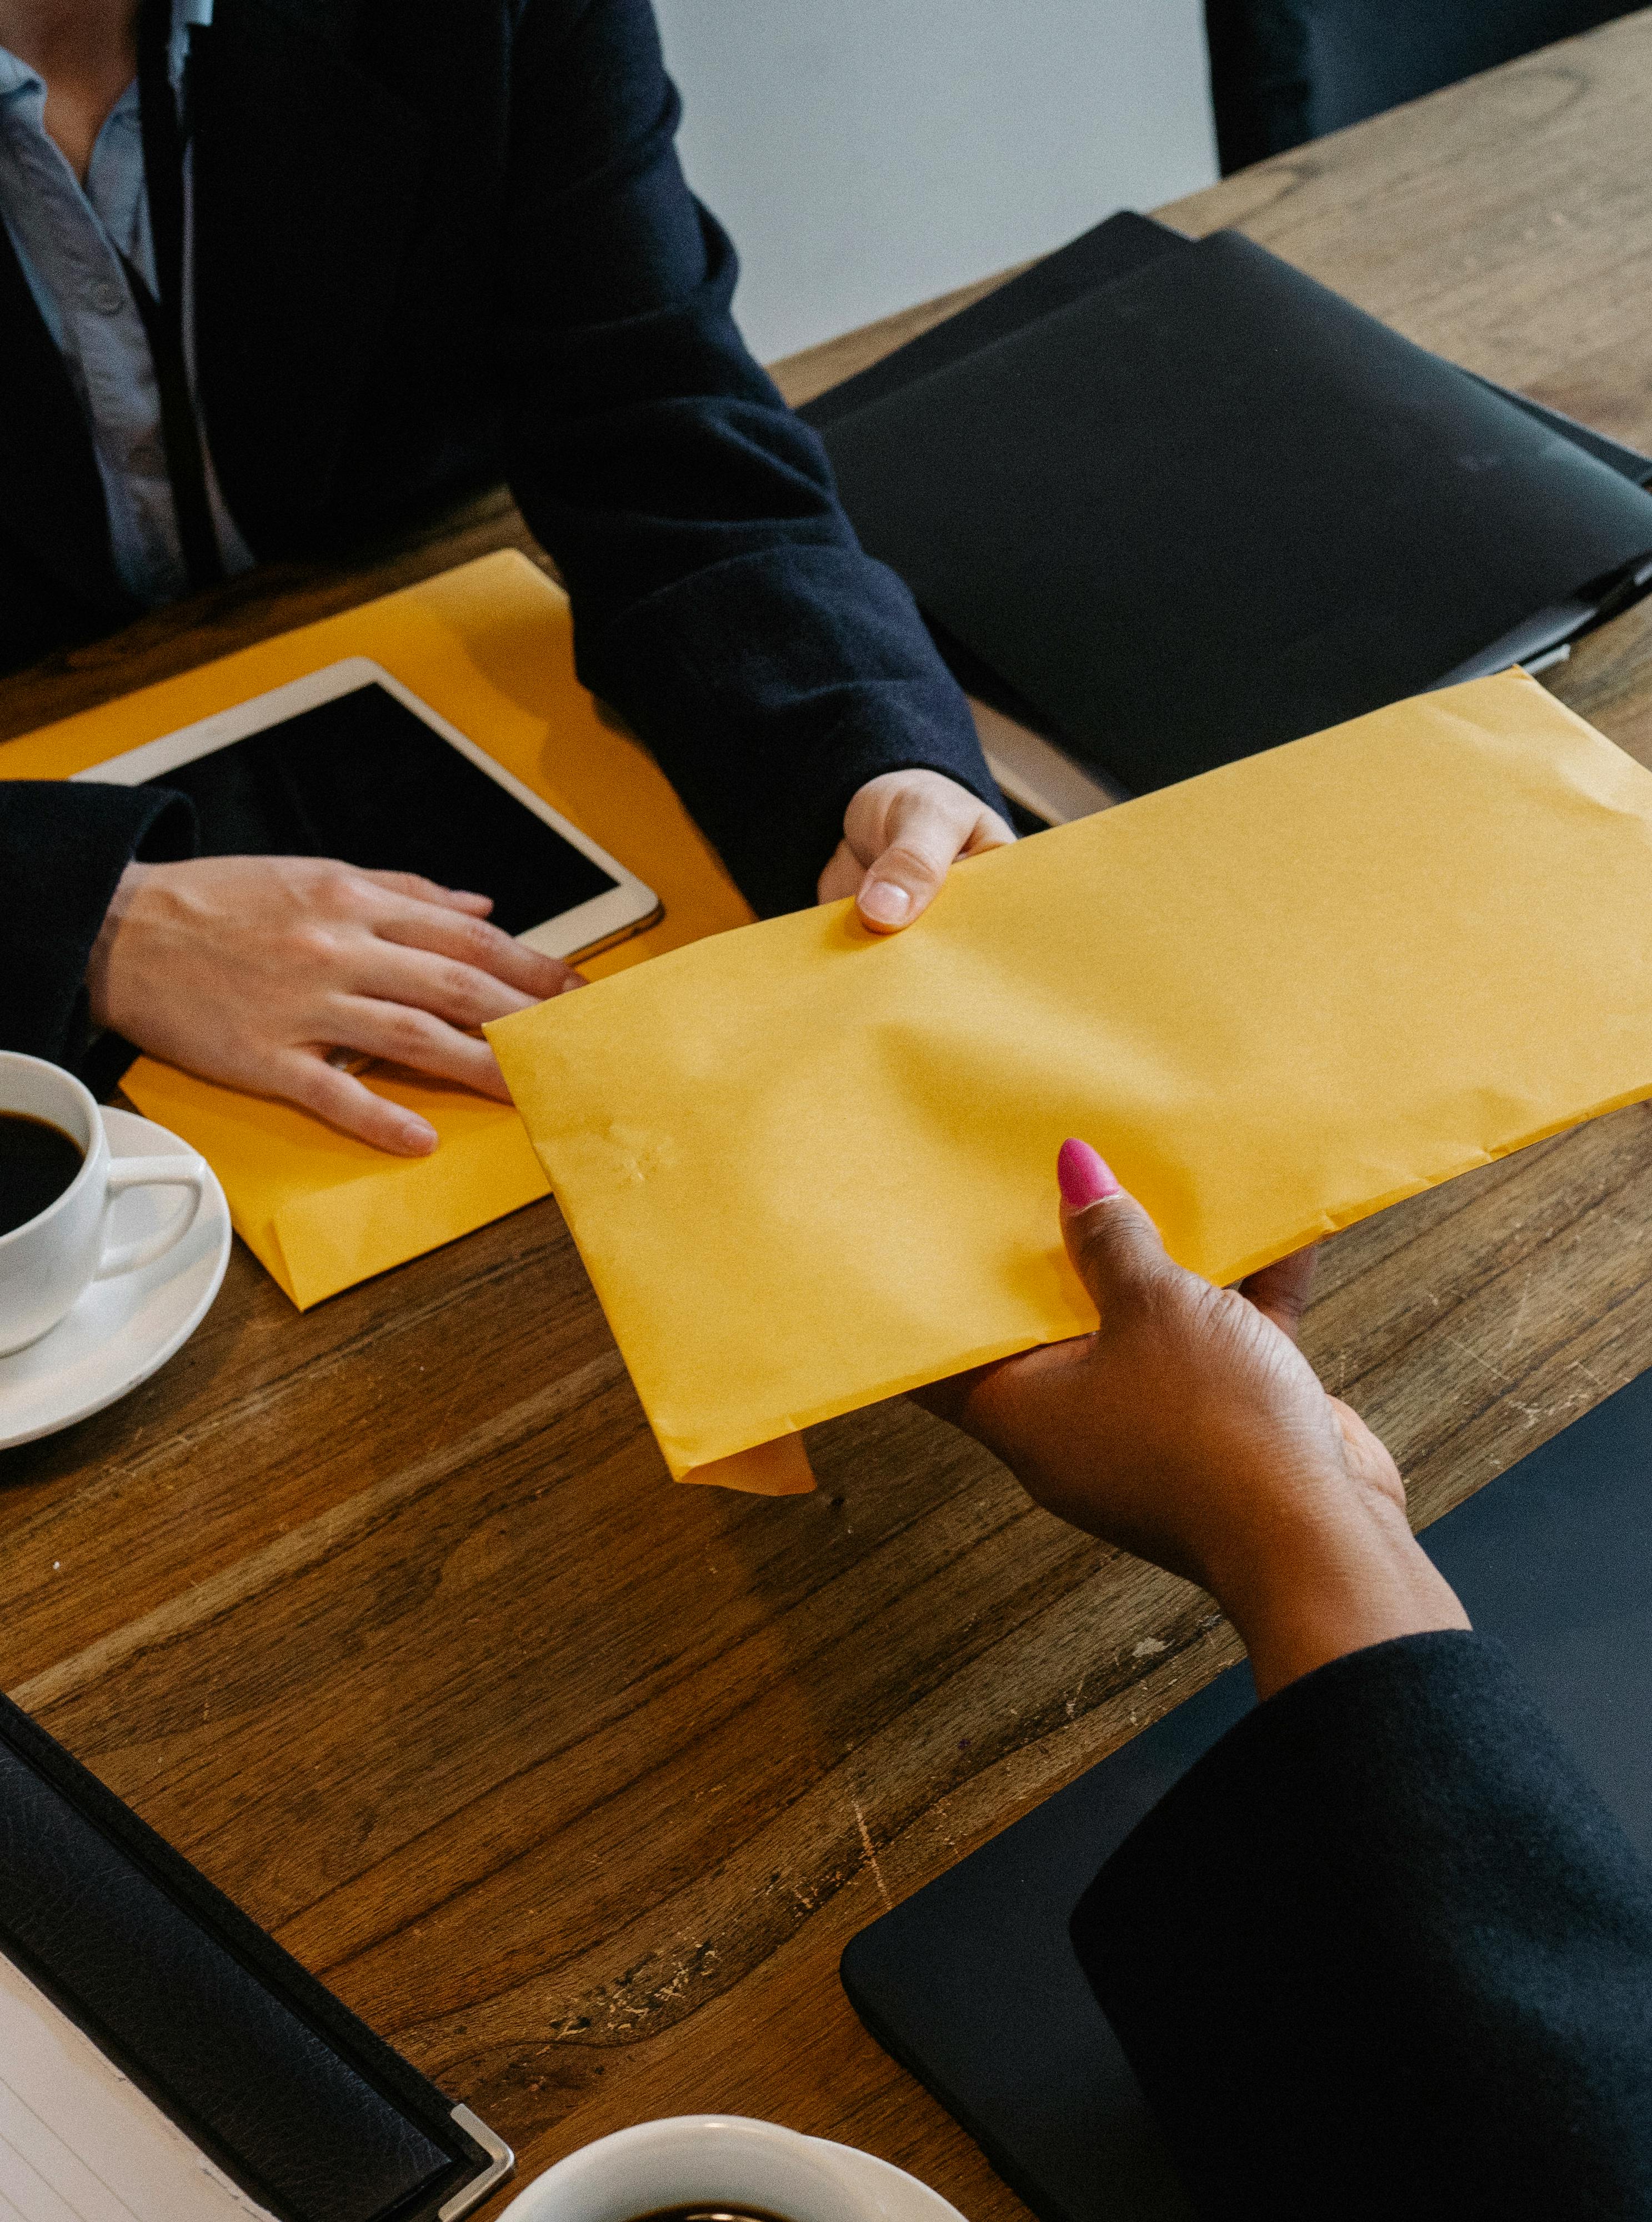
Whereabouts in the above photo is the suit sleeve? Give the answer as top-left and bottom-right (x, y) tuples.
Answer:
(499, 0), (1002, 918)
(0, 780), (196, 1088)
(1072, 1630), (1652, 2220)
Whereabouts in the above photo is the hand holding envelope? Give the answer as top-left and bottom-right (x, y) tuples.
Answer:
(488, 669), (1652, 1492)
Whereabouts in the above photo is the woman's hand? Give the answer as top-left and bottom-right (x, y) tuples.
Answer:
(86, 855), (583, 1155)
(819, 768), (1016, 931)
(921, 1139), (1466, 1697)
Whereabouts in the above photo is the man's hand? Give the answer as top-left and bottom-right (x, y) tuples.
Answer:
(920, 1139), (1466, 1698)
(818, 768), (1015, 931)
(86, 855), (583, 1155)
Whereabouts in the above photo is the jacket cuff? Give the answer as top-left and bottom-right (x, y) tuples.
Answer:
(575, 543), (1005, 915)
(1072, 1630), (1652, 2218)
(0, 780), (197, 1088)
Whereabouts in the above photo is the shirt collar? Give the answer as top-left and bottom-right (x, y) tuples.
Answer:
(0, 47), (43, 102)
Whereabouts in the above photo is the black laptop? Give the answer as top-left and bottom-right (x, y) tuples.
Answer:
(808, 211), (1652, 797)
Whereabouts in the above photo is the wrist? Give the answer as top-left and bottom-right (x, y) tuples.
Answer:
(1209, 1489), (1468, 1702)
(86, 860), (151, 1031)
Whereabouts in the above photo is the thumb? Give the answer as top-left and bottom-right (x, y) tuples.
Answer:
(857, 823), (956, 932)
(1057, 1138), (1170, 1317)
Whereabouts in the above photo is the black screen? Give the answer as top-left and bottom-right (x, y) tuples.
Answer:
(153, 684), (618, 935)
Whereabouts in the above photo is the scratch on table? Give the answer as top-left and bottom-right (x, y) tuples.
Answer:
(1505, 1269), (1534, 1352)
(853, 1798), (891, 1911)
(932, 1793), (958, 1855)
(1444, 1333), (1517, 1392)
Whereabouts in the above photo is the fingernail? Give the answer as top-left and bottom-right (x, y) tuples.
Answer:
(1058, 1137), (1121, 1210)
(401, 1117), (439, 1154)
(859, 880), (912, 928)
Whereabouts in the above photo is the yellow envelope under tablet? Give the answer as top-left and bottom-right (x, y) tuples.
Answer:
(0, 552), (753, 1308)
(489, 668), (1652, 1488)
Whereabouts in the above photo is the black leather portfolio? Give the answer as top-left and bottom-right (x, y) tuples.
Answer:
(0, 1696), (512, 2222)
(811, 212), (1652, 794)
(839, 1362), (1652, 2222)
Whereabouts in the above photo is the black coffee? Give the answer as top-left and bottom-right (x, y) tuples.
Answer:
(0, 1111), (84, 1237)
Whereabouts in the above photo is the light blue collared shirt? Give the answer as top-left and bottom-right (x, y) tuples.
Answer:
(0, 0), (252, 606)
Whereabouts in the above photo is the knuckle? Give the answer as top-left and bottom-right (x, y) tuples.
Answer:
(440, 959), (482, 1009)
(1090, 1222), (1175, 1307)
(450, 913), (503, 965)
(286, 1065), (336, 1116)
(475, 918), (515, 966)
(884, 841), (948, 890)
(445, 961), (503, 1019)
(380, 1007), (437, 1062)
(313, 860), (360, 902)
(288, 921), (342, 967)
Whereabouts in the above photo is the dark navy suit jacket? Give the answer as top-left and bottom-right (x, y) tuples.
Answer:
(1076, 1632), (1652, 2217)
(0, 0), (998, 1079)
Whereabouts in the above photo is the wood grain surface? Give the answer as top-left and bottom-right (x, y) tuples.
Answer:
(6, 14), (1652, 2218)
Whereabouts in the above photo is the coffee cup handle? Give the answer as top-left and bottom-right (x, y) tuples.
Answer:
(95, 1156), (208, 1280)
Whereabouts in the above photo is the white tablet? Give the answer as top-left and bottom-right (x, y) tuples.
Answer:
(77, 658), (662, 961)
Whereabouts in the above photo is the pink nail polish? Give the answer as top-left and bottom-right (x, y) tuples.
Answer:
(1058, 1137), (1121, 1210)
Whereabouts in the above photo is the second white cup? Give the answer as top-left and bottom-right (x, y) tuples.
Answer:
(499, 2115), (889, 2222)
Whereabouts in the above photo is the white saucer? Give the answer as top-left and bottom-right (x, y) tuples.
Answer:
(0, 1107), (232, 1450)
(806, 2135), (970, 2221)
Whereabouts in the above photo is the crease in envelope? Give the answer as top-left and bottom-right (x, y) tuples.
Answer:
(0, 551), (753, 1311)
(488, 668), (1652, 1492)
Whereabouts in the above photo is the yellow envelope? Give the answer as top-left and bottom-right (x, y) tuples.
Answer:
(489, 668), (1652, 1488)
(0, 552), (753, 1307)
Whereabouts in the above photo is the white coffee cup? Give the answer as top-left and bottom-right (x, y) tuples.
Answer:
(0, 1052), (207, 1357)
(499, 2115), (889, 2222)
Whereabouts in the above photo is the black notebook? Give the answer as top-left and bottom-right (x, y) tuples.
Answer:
(839, 1364), (1652, 2222)
(812, 212), (1652, 794)
(0, 1697), (512, 2222)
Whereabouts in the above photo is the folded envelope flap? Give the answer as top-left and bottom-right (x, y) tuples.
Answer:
(488, 669), (1652, 1479)
(114, 1057), (549, 1310)
(267, 1103), (548, 1313)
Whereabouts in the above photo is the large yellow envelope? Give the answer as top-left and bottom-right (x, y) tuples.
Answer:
(489, 668), (1652, 1488)
(0, 552), (752, 1307)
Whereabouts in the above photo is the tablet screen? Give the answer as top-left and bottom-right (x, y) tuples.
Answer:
(153, 683), (618, 935)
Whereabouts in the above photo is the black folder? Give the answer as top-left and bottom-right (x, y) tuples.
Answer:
(0, 1696), (512, 2222)
(839, 1364), (1652, 2222)
(812, 213), (1652, 794)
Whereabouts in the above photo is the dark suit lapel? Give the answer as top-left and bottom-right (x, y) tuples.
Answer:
(0, 221), (129, 618)
(190, 0), (430, 552)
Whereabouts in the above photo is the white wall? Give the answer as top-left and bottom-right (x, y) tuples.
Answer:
(652, 0), (1220, 362)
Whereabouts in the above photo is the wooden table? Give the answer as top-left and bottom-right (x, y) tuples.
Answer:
(6, 14), (1652, 2215)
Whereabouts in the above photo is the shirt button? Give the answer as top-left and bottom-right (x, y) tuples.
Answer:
(89, 276), (126, 315)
